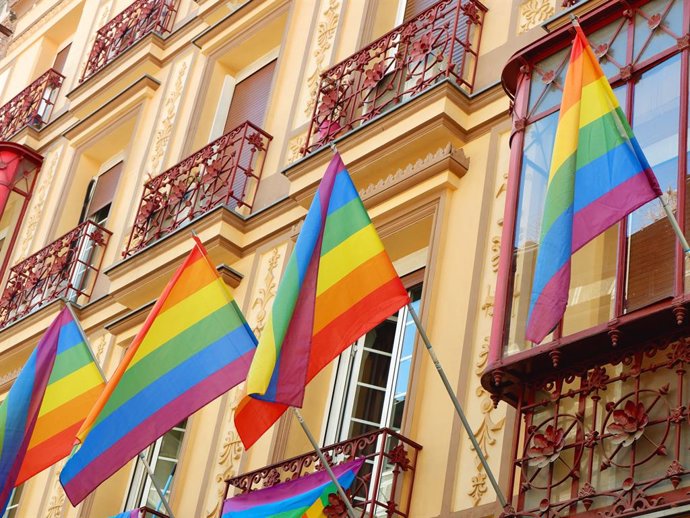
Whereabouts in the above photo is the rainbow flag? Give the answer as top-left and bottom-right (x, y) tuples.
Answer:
(222, 458), (363, 517)
(235, 154), (409, 448)
(109, 510), (140, 518)
(0, 307), (103, 515)
(60, 238), (257, 504)
(525, 26), (662, 343)
(17, 307), (105, 485)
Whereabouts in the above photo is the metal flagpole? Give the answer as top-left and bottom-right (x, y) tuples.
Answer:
(138, 452), (177, 518)
(406, 303), (508, 509)
(291, 408), (357, 518)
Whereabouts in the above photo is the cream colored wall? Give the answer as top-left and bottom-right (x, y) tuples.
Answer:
(0, 1), (585, 517)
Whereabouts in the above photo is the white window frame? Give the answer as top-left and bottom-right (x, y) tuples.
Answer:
(3, 485), (22, 518)
(124, 422), (187, 512)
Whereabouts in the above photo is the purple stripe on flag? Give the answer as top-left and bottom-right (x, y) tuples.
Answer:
(572, 170), (660, 252)
(525, 262), (571, 343)
(62, 351), (253, 505)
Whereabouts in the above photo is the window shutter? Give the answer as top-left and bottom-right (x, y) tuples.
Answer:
(85, 161), (123, 220)
(223, 60), (277, 134)
(403, 0), (439, 21)
(53, 43), (71, 74)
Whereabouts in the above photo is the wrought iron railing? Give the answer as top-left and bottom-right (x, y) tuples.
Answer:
(124, 121), (272, 257)
(226, 428), (422, 517)
(139, 507), (168, 518)
(81, 0), (179, 82)
(303, 0), (486, 155)
(502, 336), (690, 518)
(0, 69), (64, 140)
(0, 220), (111, 327)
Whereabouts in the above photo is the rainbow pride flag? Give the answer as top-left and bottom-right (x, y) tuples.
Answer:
(525, 26), (662, 343)
(16, 307), (105, 485)
(235, 154), (409, 449)
(109, 510), (140, 518)
(60, 238), (257, 504)
(222, 458), (363, 517)
(0, 307), (103, 515)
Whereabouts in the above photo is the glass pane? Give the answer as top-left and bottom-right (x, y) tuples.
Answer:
(352, 385), (386, 423)
(364, 319), (397, 353)
(634, 0), (682, 64)
(529, 48), (569, 116)
(359, 349), (393, 388)
(626, 54), (680, 311)
(589, 18), (629, 79)
(505, 112), (559, 354)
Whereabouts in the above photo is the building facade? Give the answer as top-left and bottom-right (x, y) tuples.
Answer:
(0, 0), (668, 518)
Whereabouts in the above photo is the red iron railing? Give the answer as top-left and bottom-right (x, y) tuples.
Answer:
(226, 428), (421, 517)
(124, 121), (272, 257)
(0, 220), (111, 327)
(502, 336), (690, 518)
(302, 0), (486, 155)
(0, 69), (64, 140)
(81, 0), (179, 83)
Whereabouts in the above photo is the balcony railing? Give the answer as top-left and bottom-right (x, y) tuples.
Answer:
(81, 0), (179, 83)
(137, 507), (168, 518)
(124, 121), (271, 257)
(0, 69), (64, 141)
(0, 220), (111, 327)
(503, 336), (690, 518)
(226, 428), (422, 517)
(303, 0), (486, 155)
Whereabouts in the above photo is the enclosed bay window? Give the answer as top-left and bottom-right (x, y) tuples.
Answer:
(493, 0), (690, 360)
(124, 421), (186, 512)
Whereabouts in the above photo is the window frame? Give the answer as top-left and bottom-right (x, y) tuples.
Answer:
(488, 0), (690, 379)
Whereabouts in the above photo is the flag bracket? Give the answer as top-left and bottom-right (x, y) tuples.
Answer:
(292, 407), (357, 518)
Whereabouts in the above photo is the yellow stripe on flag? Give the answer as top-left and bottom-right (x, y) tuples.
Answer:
(39, 364), (103, 416)
(317, 224), (384, 296)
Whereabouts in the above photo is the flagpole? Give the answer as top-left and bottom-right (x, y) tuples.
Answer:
(138, 452), (177, 518)
(406, 303), (508, 509)
(291, 408), (357, 518)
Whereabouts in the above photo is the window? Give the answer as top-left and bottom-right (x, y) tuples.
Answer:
(499, 0), (688, 356)
(124, 420), (187, 512)
(223, 60), (276, 134)
(4, 485), (23, 518)
(324, 284), (421, 444)
(53, 43), (71, 74)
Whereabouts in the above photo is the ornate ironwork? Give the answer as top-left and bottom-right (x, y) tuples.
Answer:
(0, 220), (111, 327)
(140, 507), (168, 518)
(124, 121), (272, 256)
(302, 0), (486, 155)
(226, 428), (422, 517)
(81, 0), (179, 82)
(502, 338), (690, 518)
(0, 69), (64, 140)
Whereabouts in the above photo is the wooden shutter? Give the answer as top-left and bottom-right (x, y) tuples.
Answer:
(53, 43), (71, 74)
(84, 161), (123, 221)
(223, 60), (277, 134)
(403, 0), (439, 21)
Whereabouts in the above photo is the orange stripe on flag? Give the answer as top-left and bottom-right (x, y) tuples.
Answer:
(313, 251), (398, 334)
(16, 421), (83, 485)
(159, 252), (218, 312)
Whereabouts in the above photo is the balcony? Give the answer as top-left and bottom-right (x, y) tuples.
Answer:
(302, 0), (486, 155)
(502, 337), (690, 518)
(123, 121), (271, 257)
(134, 507), (168, 518)
(81, 0), (179, 83)
(0, 220), (111, 327)
(0, 69), (64, 141)
(226, 428), (421, 517)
